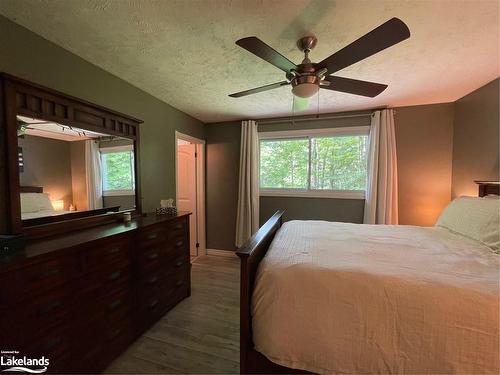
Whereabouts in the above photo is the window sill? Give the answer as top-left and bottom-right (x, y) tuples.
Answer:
(103, 190), (135, 197)
(259, 189), (365, 200)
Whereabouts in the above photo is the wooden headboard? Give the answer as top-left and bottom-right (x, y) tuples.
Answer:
(20, 186), (43, 193)
(475, 181), (500, 197)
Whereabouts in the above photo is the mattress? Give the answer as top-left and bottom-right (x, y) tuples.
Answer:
(252, 220), (499, 374)
(22, 210), (72, 220)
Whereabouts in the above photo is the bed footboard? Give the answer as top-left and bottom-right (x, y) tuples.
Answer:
(236, 211), (308, 374)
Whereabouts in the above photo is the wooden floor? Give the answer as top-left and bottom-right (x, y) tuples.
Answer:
(105, 254), (240, 374)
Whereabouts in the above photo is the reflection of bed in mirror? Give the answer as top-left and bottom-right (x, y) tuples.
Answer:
(20, 186), (71, 219)
(20, 186), (120, 225)
(17, 114), (136, 227)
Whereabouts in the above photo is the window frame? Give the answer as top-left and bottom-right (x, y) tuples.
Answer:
(259, 126), (370, 200)
(100, 145), (136, 197)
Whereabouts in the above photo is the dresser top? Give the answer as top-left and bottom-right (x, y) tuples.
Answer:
(0, 212), (190, 272)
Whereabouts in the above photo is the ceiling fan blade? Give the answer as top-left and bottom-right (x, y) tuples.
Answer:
(318, 18), (410, 74)
(322, 76), (388, 97)
(236, 37), (298, 73)
(229, 81), (290, 98)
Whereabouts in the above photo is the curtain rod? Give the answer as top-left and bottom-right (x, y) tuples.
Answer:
(258, 112), (372, 125)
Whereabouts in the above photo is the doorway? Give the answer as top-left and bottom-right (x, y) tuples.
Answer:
(175, 132), (206, 259)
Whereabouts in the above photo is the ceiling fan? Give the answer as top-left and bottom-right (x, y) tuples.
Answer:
(229, 18), (410, 99)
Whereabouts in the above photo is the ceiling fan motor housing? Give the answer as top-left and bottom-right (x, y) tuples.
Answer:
(291, 75), (320, 98)
(230, 18), (410, 99)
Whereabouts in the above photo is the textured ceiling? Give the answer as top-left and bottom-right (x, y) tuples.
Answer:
(0, 0), (498, 123)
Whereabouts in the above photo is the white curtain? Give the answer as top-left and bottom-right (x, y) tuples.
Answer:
(235, 120), (260, 248)
(364, 109), (399, 224)
(85, 140), (103, 210)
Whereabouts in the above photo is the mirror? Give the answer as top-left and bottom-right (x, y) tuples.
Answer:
(17, 115), (136, 225)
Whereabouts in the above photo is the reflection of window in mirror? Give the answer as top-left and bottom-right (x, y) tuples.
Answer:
(17, 115), (136, 221)
(100, 142), (136, 211)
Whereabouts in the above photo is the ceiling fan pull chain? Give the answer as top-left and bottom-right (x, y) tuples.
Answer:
(316, 90), (320, 118)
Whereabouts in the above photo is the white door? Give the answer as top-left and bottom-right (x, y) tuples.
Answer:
(177, 143), (197, 256)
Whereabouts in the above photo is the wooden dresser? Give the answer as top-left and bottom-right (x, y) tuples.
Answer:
(0, 213), (190, 374)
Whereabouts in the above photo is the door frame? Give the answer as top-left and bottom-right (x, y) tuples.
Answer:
(175, 131), (206, 257)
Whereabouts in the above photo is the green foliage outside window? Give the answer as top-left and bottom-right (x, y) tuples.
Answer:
(310, 136), (367, 190)
(260, 135), (368, 191)
(260, 139), (309, 189)
(102, 151), (135, 191)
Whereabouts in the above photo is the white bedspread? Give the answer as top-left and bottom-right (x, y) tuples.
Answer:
(252, 221), (499, 374)
(21, 210), (71, 220)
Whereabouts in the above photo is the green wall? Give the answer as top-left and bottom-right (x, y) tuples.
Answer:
(206, 105), (457, 251)
(206, 113), (373, 251)
(395, 103), (455, 226)
(0, 15), (204, 215)
(452, 78), (499, 197)
(205, 121), (241, 251)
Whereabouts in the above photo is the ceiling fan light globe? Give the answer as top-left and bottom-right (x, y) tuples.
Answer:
(292, 83), (319, 98)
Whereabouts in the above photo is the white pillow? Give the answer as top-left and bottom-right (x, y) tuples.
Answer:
(436, 196), (500, 252)
(20, 193), (54, 213)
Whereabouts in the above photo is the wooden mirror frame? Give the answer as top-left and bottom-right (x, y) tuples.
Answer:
(0, 73), (143, 238)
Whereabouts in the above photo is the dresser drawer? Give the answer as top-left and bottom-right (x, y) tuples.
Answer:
(23, 257), (76, 293)
(165, 253), (190, 276)
(136, 224), (168, 246)
(136, 264), (189, 322)
(0, 257), (77, 305)
(79, 260), (131, 296)
(25, 287), (71, 325)
(164, 236), (188, 257)
(166, 217), (188, 235)
(136, 244), (164, 271)
(77, 287), (131, 324)
(1, 286), (71, 348)
(85, 237), (130, 272)
(74, 316), (133, 373)
(25, 323), (70, 359)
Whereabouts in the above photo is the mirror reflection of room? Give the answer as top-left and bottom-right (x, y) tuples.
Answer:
(17, 115), (136, 221)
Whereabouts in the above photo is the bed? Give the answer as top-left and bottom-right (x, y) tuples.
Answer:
(20, 186), (120, 225)
(236, 181), (499, 374)
(20, 186), (72, 220)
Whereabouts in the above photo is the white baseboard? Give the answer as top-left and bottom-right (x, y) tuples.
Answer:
(206, 248), (238, 258)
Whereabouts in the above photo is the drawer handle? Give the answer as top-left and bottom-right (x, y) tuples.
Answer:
(148, 299), (159, 309)
(147, 252), (159, 260)
(108, 271), (121, 281)
(38, 300), (62, 316)
(108, 299), (122, 311)
(175, 240), (183, 248)
(33, 267), (60, 281)
(175, 280), (183, 288)
(175, 260), (184, 268)
(107, 246), (122, 255)
(147, 233), (158, 240)
(108, 328), (123, 341)
(147, 275), (159, 284)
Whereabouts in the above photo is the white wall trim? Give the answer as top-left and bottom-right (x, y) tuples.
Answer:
(206, 249), (238, 258)
(259, 125), (370, 139)
(175, 131), (206, 145)
(102, 190), (135, 197)
(99, 145), (134, 153)
(175, 131), (206, 258)
(260, 189), (365, 200)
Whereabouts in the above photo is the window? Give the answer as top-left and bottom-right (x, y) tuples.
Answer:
(101, 146), (135, 196)
(259, 127), (369, 199)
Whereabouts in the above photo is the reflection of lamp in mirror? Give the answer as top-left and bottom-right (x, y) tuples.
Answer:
(51, 199), (64, 211)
